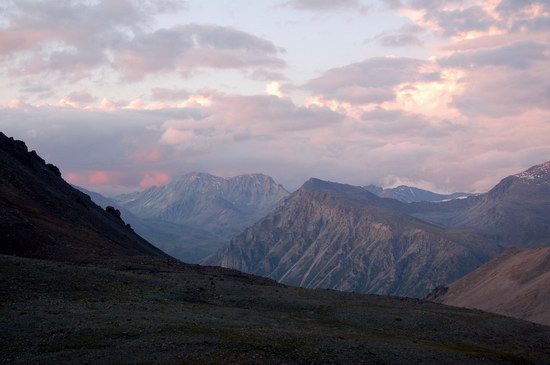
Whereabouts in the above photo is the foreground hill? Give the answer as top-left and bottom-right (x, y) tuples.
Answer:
(2, 254), (550, 364)
(0, 132), (164, 262)
(365, 184), (473, 203)
(409, 161), (550, 247)
(112, 172), (289, 261)
(428, 246), (550, 326)
(205, 178), (499, 298)
(1, 133), (549, 364)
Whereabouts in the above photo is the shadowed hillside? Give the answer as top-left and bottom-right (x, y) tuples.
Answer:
(0, 132), (165, 263)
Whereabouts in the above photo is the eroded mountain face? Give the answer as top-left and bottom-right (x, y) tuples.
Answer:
(205, 179), (499, 298)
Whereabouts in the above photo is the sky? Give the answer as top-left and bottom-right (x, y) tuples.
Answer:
(0, 0), (549, 195)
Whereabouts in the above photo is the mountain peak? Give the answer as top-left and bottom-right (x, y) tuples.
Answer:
(180, 171), (218, 180)
(301, 178), (355, 192)
(514, 160), (550, 184)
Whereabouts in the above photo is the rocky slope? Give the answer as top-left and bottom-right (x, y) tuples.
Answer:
(365, 184), (473, 203)
(409, 161), (550, 247)
(205, 178), (499, 298)
(112, 172), (289, 261)
(428, 246), (550, 326)
(0, 132), (165, 263)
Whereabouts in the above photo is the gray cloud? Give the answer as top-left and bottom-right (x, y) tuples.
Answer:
(374, 24), (425, 47)
(427, 6), (494, 37)
(496, 0), (550, 15)
(285, 0), (367, 12)
(0, 0), (285, 82)
(384, 0), (550, 37)
(113, 24), (285, 80)
(307, 57), (439, 104)
(452, 67), (550, 117)
(378, 33), (424, 47)
(439, 41), (548, 69)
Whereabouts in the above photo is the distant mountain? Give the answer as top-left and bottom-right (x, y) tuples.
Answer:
(76, 186), (227, 263)
(111, 172), (289, 262)
(204, 178), (499, 298)
(364, 184), (474, 203)
(0, 132), (165, 263)
(427, 246), (550, 326)
(409, 161), (550, 248)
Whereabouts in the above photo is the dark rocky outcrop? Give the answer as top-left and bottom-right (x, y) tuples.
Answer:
(0, 132), (166, 263)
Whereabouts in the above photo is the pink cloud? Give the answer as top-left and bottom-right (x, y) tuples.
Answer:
(65, 170), (129, 187)
(139, 171), (171, 189)
(0, 29), (52, 54)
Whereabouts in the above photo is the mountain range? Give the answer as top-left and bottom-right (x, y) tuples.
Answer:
(204, 178), (499, 297)
(206, 161), (550, 298)
(4, 132), (550, 363)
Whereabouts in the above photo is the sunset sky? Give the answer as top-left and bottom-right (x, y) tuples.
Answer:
(1, 0), (549, 194)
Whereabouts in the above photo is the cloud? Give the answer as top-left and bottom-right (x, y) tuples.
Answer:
(0, 95), (343, 193)
(113, 24), (285, 81)
(159, 95), (345, 149)
(496, 0), (550, 16)
(2, 90), (549, 195)
(0, 1), (285, 83)
(373, 24), (425, 47)
(425, 6), (495, 37)
(307, 57), (439, 104)
(58, 91), (96, 108)
(385, 0), (550, 39)
(151, 88), (191, 101)
(284, 0), (368, 12)
(451, 66), (550, 117)
(378, 33), (424, 47)
(0, 0), (162, 77)
(439, 41), (548, 69)
(139, 171), (171, 189)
